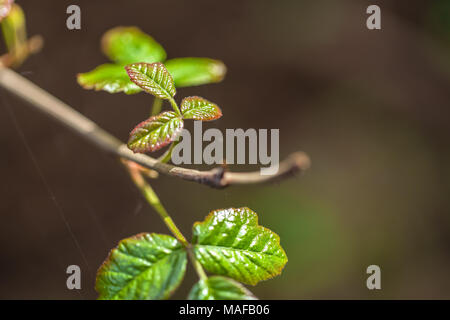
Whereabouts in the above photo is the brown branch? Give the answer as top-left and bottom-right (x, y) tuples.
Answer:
(0, 67), (310, 188)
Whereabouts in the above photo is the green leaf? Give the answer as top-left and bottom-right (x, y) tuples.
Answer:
(192, 207), (288, 285)
(128, 111), (183, 153)
(77, 64), (141, 94)
(96, 233), (187, 300)
(101, 26), (166, 64)
(188, 276), (257, 300)
(181, 96), (222, 121)
(125, 62), (176, 100)
(165, 58), (226, 88)
(0, 0), (13, 22)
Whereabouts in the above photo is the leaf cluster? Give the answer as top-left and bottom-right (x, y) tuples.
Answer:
(96, 208), (287, 300)
(77, 27), (226, 154)
(77, 27), (289, 301)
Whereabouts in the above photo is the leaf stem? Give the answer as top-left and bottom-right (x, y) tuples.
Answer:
(157, 140), (178, 164)
(122, 159), (189, 247)
(168, 97), (182, 117)
(123, 158), (207, 282)
(188, 248), (208, 282)
(151, 97), (163, 116)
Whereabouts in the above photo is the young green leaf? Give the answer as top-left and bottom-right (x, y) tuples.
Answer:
(165, 58), (226, 87)
(188, 276), (257, 300)
(96, 233), (187, 300)
(0, 0), (13, 21)
(77, 64), (141, 94)
(181, 96), (222, 121)
(125, 62), (176, 100)
(128, 111), (183, 153)
(192, 207), (288, 286)
(101, 26), (166, 64)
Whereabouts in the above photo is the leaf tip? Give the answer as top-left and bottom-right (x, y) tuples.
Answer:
(211, 60), (227, 82)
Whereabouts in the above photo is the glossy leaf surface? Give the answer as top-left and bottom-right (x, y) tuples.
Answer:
(192, 207), (287, 285)
(188, 276), (256, 300)
(77, 64), (141, 94)
(181, 96), (222, 121)
(101, 26), (166, 64)
(96, 233), (187, 300)
(126, 62), (176, 100)
(165, 58), (226, 87)
(128, 111), (183, 153)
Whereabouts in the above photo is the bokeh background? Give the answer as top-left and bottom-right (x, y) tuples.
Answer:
(1, 0), (450, 299)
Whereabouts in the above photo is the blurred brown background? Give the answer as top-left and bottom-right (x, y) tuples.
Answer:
(1, 0), (450, 299)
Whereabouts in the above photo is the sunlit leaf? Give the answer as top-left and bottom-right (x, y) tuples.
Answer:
(77, 64), (141, 94)
(128, 111), (183, 153)
(125, 62), (176, 100)
(96, 233), (187, 300)
(165, 57), (226, 87)
(0, 0), (13, 22)
(192, 207), (288, 285)
(101, 26), (166, 64)
(181, 96), (222, 121)
(188, 276), (257, 300)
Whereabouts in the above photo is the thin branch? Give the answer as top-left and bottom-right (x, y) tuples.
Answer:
(0, 67), (310, 188)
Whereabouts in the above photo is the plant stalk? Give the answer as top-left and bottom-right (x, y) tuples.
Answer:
(157, 140), (178, 164)
(123, 159), (189, 247)
(188, 248), (208, 281)
(123, 159), (208, 281)
(168, 97), (182, 116)
(151, 97), (163, 116)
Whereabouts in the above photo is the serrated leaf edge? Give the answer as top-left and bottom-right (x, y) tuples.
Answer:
(128, 111), (183, 153)
(189, 276), (257, 300)
(96, 232), (186, 300)
(181, 96), (222, 121)
(192, 207), (288, 286)
(125, 62), (176, 99)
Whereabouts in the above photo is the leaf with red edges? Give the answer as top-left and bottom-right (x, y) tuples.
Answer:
(128, 111), (183, 153)
(181, 96), (222, 121)
(125, 62), (176, 100)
